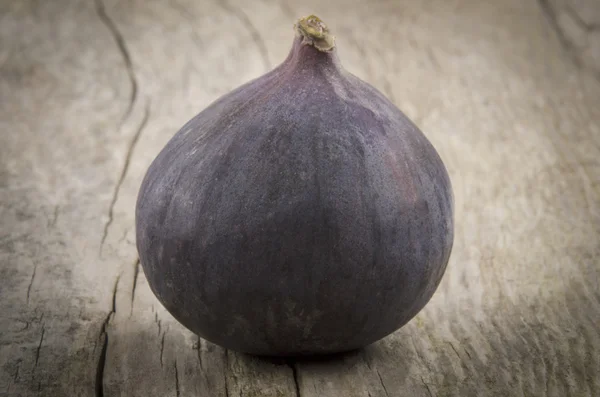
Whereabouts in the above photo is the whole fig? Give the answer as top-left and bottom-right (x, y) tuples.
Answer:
(136, 15), (454, 356)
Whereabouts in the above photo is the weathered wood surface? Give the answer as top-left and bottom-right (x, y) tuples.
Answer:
(542, 0), (600, 78)
(1, 0), (599, 396)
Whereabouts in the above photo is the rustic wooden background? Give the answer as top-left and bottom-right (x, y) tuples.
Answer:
(1, 0), (599, 396)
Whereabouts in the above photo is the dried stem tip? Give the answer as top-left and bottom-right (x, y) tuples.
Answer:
(294, 15), (336, 52)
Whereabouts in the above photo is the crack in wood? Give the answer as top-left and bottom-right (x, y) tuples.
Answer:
(33, 324), (45, 370)
(174, 361), (181, 397)
(26, 261), (37, 305)
(421, 376), (434, 397)
(18, 320), (30, 331)
(130, 258), (140, 314)
(99, 104), (150, 257)
(376, 369), (390, 397)
(463, 346), (472, 360)
(110, 276), (120, 314)
(447, 341), (461, 360)
(160, 331), (167, 367)
(285, 359), (301, 397)
(95, 329), (109, 397)
(95, 275), (120, 397)
(93, 0), (137, 123)
(217, 0), (271, 72)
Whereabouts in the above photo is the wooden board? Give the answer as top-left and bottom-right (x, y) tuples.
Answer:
(1, 0), (599, 396)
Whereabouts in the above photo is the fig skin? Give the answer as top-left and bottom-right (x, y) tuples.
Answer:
(135, 16), (454, 356)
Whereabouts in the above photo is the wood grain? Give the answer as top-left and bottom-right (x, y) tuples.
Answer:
(541, 0), (600, 79)
(1, 0), (599, 396)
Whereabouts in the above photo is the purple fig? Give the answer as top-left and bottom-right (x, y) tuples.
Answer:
(135, 15), (454, 356)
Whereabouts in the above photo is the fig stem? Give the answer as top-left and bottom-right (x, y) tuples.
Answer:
(294, 15), (336, 52)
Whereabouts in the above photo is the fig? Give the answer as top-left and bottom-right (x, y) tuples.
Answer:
(135, 15), (454, 356)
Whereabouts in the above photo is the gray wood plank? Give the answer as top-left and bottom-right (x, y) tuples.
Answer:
(1, 0), (599, 396)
